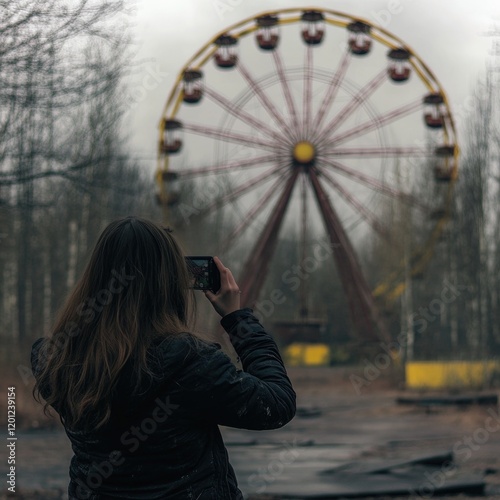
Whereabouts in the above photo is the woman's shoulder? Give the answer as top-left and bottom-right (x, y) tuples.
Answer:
(154, 332), (223, 362)
(150, 332), (229, 386)
(156, 330), (220, 347)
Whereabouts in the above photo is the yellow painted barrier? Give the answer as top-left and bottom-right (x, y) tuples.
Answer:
(284, 343), (330, 367)
(406, 361), (500, 389)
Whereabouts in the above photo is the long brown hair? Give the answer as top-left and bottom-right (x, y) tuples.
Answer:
(33, 216), (196, 430)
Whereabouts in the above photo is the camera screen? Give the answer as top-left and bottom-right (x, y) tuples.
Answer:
(187, 258), (211, 289)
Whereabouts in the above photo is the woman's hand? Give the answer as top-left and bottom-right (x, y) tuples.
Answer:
(204, 256), (241, 317)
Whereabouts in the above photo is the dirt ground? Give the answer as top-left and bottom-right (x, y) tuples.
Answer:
(237, 366), (500, 500)
(1, 365), (499, 499)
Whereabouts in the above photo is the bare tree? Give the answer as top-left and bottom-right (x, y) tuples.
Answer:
(0, 0), (157, 344)
(0, 0), (130, 193)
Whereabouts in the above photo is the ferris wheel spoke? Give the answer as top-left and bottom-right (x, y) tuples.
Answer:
(195, 164), (290, 219)
(321, 146), (432, 158)
(316, 69), (387, 144)
(317, 167), (392, 241)
(236, 61), (293, 140)
(320, 157), (429, 211)
(176, 154), (279, 178)
(272, 49), (300, 141)
(216, 171), (289, 254)
(322, 99), (422, 148)
(310, 49), (351, 139)
(303, 44), (313, 139)
(204, 86), (290, 148)
(183, 122), (284, 153)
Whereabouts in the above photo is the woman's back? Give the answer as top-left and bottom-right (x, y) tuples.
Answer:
(31, 217), (296, 499)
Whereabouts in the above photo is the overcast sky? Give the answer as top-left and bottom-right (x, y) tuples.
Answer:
(124, 0), (500, 169)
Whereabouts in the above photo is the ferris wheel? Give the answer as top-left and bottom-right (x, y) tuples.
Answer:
(155, 8), (458, 342)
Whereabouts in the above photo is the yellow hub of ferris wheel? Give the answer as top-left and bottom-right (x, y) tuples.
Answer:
(293, 141), (316, 165)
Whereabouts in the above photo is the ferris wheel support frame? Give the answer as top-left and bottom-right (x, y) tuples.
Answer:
(308, 167), (390, 342)
(239, 168), (300, 309)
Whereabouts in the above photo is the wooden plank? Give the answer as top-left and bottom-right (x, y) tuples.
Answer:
(396, 393), (498, 406)
(259, 471), (485, 498)
(318, 450), (454, 475)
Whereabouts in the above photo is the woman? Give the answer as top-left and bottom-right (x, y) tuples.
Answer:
(31, 216), (296, 499)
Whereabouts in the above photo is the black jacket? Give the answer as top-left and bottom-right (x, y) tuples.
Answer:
(30, 308), (296, 499)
